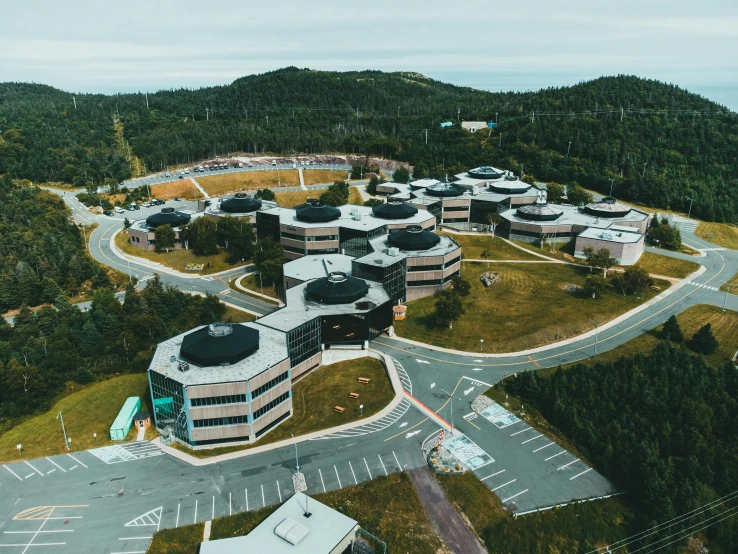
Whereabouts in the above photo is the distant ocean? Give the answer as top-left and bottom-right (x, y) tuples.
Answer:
(428, 72), (738, 112)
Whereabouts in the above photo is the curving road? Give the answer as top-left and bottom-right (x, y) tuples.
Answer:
(4, 187), (735, 553)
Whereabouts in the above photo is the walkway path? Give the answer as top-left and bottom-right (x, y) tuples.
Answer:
(297, 167), (307, 190)
(190, 177), (210, 198)
(408, 467), (487, 554)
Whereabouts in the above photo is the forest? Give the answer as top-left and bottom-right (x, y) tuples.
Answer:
(1, 68), (736, 221)
(506, 343), (738, 552)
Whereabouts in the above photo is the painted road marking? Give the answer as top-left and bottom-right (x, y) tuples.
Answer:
(521, 434), (544, 444)
(378, 455), (388, 476)
(463, 387), (475, 396)
(364, 458), (372, 479)
(472, 368), (483, 371)
(66, 454), (87, 468)
(349, 461), (358, 484)
(176, 504), (180, 528)
(511, 427), (533, 436)
(430, 383), (435, 389)
(392, 451), (402, 471)
(46, 469), (56, 474)
(194, 499), (198, 524)
(334, 465), (342, 488)
(557, 459), (580, 470)
(533, 443), (555, 452)
(3, 465), (22, 481)
(405, 430), (421, 439)
(24, 461), (44, 477)
(545, 450), (567, 461)
(125, 507), (162, 528)
(319, 469), (326, 493)
(415, 359), (430, 364)
(398, 422), (408, 428)
(212, 496), (215, 520)
(45, 458), (67, 473)
(492, 479), (517, 491)
(502, 489), (529, 503)
(25, 473), (34, 479)
(261, 485), (265, 508)
(229, 493), (232, 516)
(480, 470), (505, 481)
(570, 468), (593, 480)
(245, 490), (249, 512)
(277, 483), (283, 503)
(462, 376), (494, 387)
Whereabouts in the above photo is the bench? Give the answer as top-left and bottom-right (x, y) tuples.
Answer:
(358, 377), (370, 384)
(650, 285), (661, 291)
(334, 406), (345, 414)
(349, 392), (359, 399)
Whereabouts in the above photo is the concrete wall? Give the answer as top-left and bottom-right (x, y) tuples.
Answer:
(574, 235), (645, 265)
(291, 352), (323, 381)
(127, 227), (185, 251)
(406, 280), (453, 301)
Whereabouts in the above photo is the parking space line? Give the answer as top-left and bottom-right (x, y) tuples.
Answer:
(334, 465), (342, 488)
(521, 434), (544, 444)
(194, 499), (198, 524)
(570, 468), (593, 480)
(492, 479), (517, 491)
(45, 458), (67, 473)
(378, 455), (388, 476)
(364, 458), (372, 479)
(392, 451), (402, 471)
(480, 470), (505, 481)
(176, 504), (180, 528)
(319, 470), (326, 492)
(502, 489), (529, 503)
(545, 450), (567, 461)
(3, 465), (22, 481)
(245, 489), (249, 511)
(66, 454), (87, 468)
(261, 485), (265, 508)
(511, 427), (533, 436)
(211, 496), (215, 520)
(277, 481), (282, 503)
(557, 459), (580, 470)
(533, 443), (555, 453)
(46, 469), (56, 474)
(349, 461), (358, 484)
(24, 461), (44, 477)
(229, 493), (232, 516)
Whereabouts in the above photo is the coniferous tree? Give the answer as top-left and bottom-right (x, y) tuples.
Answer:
(692, 323), (719, 354)
(662, 315), (684, 342)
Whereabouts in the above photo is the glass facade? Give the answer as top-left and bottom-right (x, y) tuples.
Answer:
(252, 371), (289, 398)
(256, 211), (280, 241)
(340, 225), (387, 257)
(253, 391), (290, 420)
(321, 301), (393, 344)
(191, 394), (246, 407)
(193, 415), (249, 428)
(149, 370), (189, 444)
(352, 258), (406, 303)
(470, 199), (500, 225)
(287, 318), (322, 367)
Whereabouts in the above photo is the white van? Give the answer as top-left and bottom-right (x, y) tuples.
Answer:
(114, 206), (125, 213)
(184, 168), (190, 174)
(272, 160), (277, 166)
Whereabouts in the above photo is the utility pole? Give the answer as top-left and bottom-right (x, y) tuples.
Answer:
(292, 434), (300, 472)
(588, 319), (599, 357)
(424, 129), (429, 145)
(145, 93), (149, 109)
(457, 108), (460, 121)
(499, 133), (502, 147)
(495, 112), (498, 125)
(609, 178), (614, 196)
(440, 388), (459, 429)
(642, 163), (647, 178)
(620, 107), (624, 121)
(397, 106), (400, 117)
(688, 197), (694, 219)
(266, 115), (269, 125)
(566, 141), (572, 157)
(532, 111), (535, 122)
(723, 284), (732, 314)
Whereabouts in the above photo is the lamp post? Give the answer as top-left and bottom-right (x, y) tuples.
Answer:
(609, 178), (614, 197)
(292, 433), (299, 472)
(256, 271), (264, 297)
(723, 284), (731, 314)
(588, 318), (599, 357)
(439, 388), (459, 429)
(687, 197), (694, 219)
(17, 444), (22, 459)
(480, 339), (484, 352)
(56, 411), (69, 451)
(360, 404), (364, 417)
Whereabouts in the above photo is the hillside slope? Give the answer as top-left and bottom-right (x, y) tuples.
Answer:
(1, 68), (736, 221)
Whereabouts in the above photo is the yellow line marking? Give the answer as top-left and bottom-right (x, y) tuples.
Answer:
(527, 355), (540, 368)
(14, 505), (88, 520)
(384, 418), (428, 442)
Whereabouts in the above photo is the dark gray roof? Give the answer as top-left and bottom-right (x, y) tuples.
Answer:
(424, 182), (466, 197)
(220, 194), (262, 213)
(180, 323), (259, 366)
(468, 166), (505, 179)
(516, 203), (564, 221)
(584, 197), (632, 218)
(488, 181), (531, 194)
(371, 200), (419, 220)
(306, 272), (369, 304)
(146, 208), (191, 229)
(387, 225), (441, 250)
(295, 200), (341, 223)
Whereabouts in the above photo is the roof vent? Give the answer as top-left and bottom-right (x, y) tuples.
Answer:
(274, 517), (311, 546)
(387, 247), (400, 257)
(161, 207), (175, 214)
(177, 361), (190, 372)
(207, 322), (233, 337)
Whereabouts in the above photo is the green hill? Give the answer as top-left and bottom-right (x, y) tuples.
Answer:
(1, 68), (736, 221)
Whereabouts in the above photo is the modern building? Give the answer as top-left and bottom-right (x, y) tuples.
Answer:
(126, 207), (199, 251)
(574, 226), (646, 266)
(198, 193), (278, 224)
(256, 200), (436, 261)
(200, 492), (378, 554)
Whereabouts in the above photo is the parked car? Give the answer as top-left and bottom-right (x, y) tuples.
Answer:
(103, 210), (114, 216)
(164, 172), (170, 178)
(174, 197), (181, 201)
(151, 199), (164, 206)
(247, 162), (254, 167)
(114, 206), (125, 213)
(142, 202), (151, 207)
(178, 175), (184, 179)
(272, 160), (277, 166)
(184, 168), (190, 174)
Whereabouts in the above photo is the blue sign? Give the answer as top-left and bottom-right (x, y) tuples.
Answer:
(487, 122), (497, 128)
(440, 121), (453, 128)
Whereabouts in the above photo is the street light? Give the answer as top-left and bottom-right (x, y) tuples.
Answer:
(588, 318), (599, 357)
(17, 444), (22, 459)
(439, 388), (460, 429)
(609, 178), (614, 197)
(687, 197), (694, 219)
(360, 404), (364, 417)
(480, 339), (484, 352)
(56, 411), (69, 451)
(255, 271), (264, 297)
(292, 433), (300, 472)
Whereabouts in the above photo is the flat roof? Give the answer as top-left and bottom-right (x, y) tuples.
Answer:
(199, 492), (357, 554)
(149, 322), (288, 385)
(261, 204), (434, 231)
(258, 280), (390, 333)
(203, 197), (278, 217)
(283, 254), (354, 282)
(388, 183), (538, 206)
(501, 203), (649, 228)
(355, 235), (460, 268)
(130, 211), (202, 232)
(577, 226), (644, 244)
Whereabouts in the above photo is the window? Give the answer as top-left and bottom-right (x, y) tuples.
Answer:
(192, 415), (249, 428)
(190, 394), (246, 407)
(408, 263), (443, 272)
(287, 318), (321, 366)
(251, 372), (289, 399)
(281, 232), (306, 242)
(443, 206), (469, 212)
(253, 392), (290, 420)
(255, 411), (290, 438)
(283, 245), (306, 254)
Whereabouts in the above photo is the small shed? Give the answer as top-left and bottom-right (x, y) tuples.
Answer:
(133, 412), (152, 431)
(110, 397), (141, 441)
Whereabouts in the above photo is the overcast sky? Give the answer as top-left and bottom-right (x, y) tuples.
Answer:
(2, 0), (737, 109)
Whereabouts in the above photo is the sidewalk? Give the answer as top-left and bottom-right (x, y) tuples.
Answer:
(190, 177), (210, 198)
(385, 264), (706, 359)
(152, 350), (404, 466)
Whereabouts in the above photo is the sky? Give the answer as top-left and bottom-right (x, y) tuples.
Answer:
(2, 0), (737, 109)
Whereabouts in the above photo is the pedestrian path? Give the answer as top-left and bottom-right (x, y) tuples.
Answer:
(686, 281), (721, 292)
(298, 167), (307, 190)
(190, 177), (210, 198)
(668, 215), (699, 232)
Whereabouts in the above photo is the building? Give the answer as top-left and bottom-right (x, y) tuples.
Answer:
(574, 226), (646, 266)
(110, 397), (141, 441)
(461, 120), (490, 132)
(200, 492), (371, 554)
(126, 207), (198, 251)
(198, 193), (277, 224)
(256, 200), (436, 261)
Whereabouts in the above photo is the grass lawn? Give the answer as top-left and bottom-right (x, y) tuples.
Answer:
(150, 179), (199, 200)
(439, 233), (539, 260)
(174, 357), (394, 459)
(394, 262), (668, 353)
(237, 274), (278, 299)
(221, 306), (256, 323)
(115, 231), (247, 275)
(437, 470), (631, 553)
(566, 304), (738, 368)
(147, 473), (443, 554)
(301, 169), (352, 186)
(720, 271), (738, 292)
(0, 374), (150, 463)
(696, 221), (738, 250)
(513, 239), (583, 264)
(633, 251), (700, 279)
(198, 171), (300, 196)
(274, 188), (363, 208)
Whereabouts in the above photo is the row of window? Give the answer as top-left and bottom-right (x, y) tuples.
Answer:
(251, 371), (289, 399)
(442, 206), (470, 212)
(253, 392), (290, 420)
(190, 394), (246, 407)
(407, 270), (460, 287)
(192, 415), (249, 428)
(282, 232), (338, 242)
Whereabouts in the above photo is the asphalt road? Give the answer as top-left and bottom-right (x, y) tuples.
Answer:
(5, 187), (736, 553)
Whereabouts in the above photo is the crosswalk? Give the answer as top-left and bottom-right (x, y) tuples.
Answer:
(687, 281), (721, 292)
(88, 442), (163, 464)
(311, 398), (412, 439)
(697, 247), (727, 252)
(667, 215), (698, 232)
